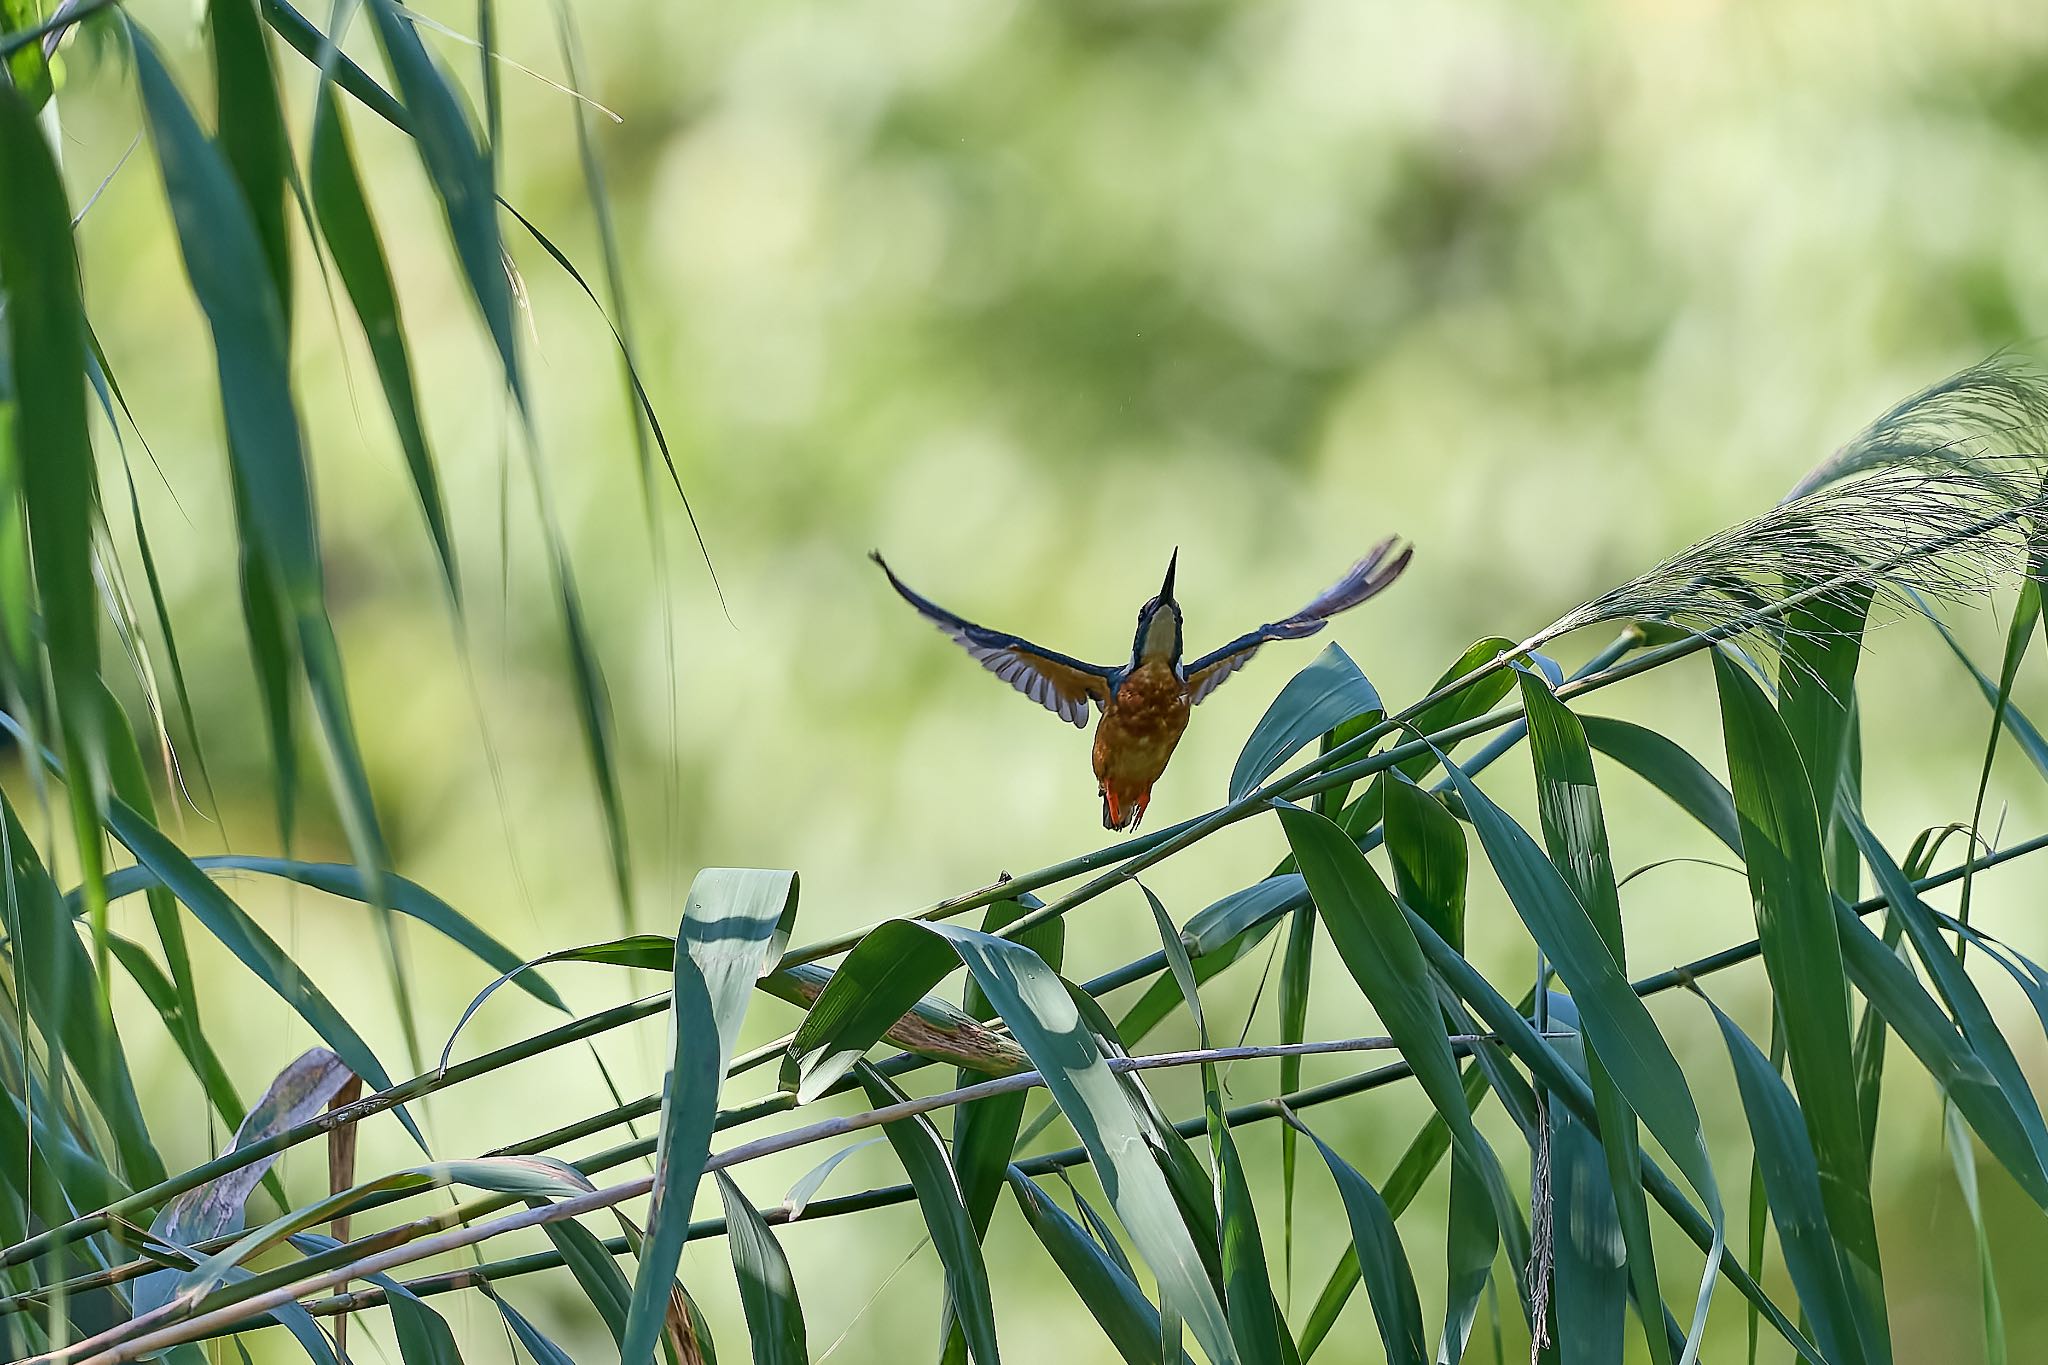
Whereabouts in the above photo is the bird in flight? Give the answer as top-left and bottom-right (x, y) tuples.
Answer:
(871, 540), (1412, 831)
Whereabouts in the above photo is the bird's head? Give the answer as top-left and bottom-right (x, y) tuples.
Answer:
(1130, 548), (1184, 668)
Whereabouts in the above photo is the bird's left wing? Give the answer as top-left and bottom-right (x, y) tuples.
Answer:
(871, 553), (1115, 728)
(1184, 538), (1413, 705)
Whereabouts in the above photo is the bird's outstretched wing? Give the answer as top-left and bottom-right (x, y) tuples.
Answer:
(871, 553), (1116, 728)
(1184, 538), (1413, 705)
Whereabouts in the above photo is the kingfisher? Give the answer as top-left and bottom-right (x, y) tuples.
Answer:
(871, 540), (1412, 831)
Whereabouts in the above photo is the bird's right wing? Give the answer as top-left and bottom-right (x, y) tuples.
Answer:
(1184, 538), (1413, 705)
(871, 553), (1116, 728)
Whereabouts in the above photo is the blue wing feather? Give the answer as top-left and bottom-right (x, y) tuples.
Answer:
(1184, 539), (1412, 704)
(871, 553), (1115, 727)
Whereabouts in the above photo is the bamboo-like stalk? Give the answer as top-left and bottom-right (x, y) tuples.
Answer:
(25, 1033), (1506, 1365)
(13, 825), (2044, 1335)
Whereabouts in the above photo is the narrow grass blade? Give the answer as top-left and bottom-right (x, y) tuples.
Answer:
(1231, 643), (1381, 800)
(857, 1064), (998, 1365)
(715, 1171), (807, 1365)
(1215, 1117), (1286, 1365)
(1712, 651), (1887, 1360)
(94, 856), (565, 1010)
(362, 0), (522, 407)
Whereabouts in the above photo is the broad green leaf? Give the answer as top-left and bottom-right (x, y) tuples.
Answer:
(208, 0), (292, 320)
(1517, 672), (1668, 1365)
(780, 1138), (884, 1221)
(1435, 756), (1723, 1363)
(1382, 776), (1466, 952)
(1298, 1065), (1489, 1361)
(715, 1171), (807, 1365)
(1542, 998), (1626, 1365)
(1776, 583), (1872, 828)
(362, 0), (522, 405)
(133, 1048), (353, 1315)
(951, 891), (1063, 1240)
(1141, 882), (1205, 1038)
(1832, 902), (2048, 1206)
(1395, 637), (1519, 782)
(1291, 1116), (1426, 1365)
(1276, 896), (1314, 1300)
(1580, 715), (1741, 854)
(624, 869), (798, 1365)
(1216, 1119), (1287, 1365)
(1706, 999), (1864, 1365)
(1009, 1169), (1188, 1365)
(1406, 915), (1824, 1365)
(858, 1064), (999, 1365)
(1113, 913), (1283, 1048)
(1276, 806), (1522, 1302)
(784, 920), (1235, 1365)
(1231, 643), (1382, 799)
(1712, 651), (1886, 1362)
(1183, 875), (1305, 955)
(489, 1291), (577, 1365)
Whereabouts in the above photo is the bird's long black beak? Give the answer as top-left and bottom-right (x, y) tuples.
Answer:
(1159, 547), (1178, 603)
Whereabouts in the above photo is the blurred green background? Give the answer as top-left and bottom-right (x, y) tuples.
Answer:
(37, 0), (2048, 1358)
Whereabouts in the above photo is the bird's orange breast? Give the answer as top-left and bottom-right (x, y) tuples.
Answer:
(1092, 663), (1192, 792)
